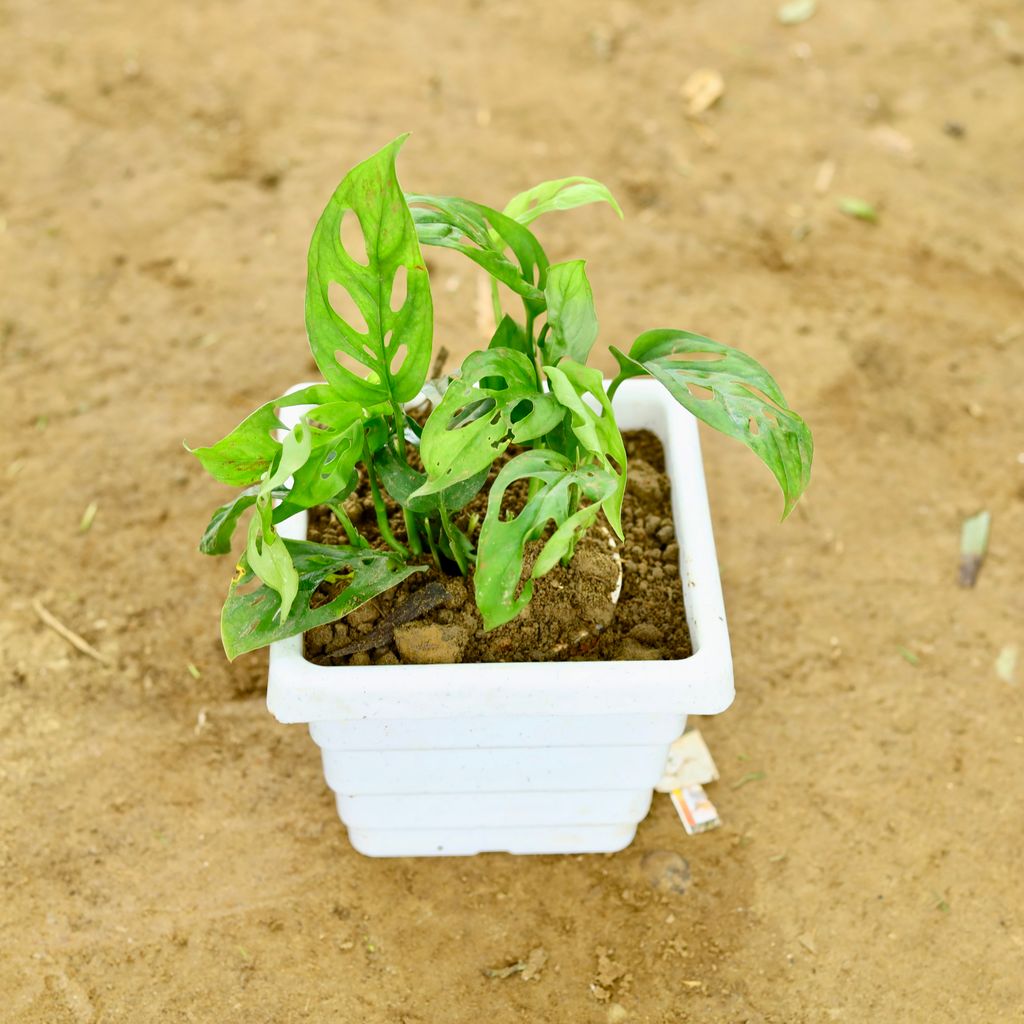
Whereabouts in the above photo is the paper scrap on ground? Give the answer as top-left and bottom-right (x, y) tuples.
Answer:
(670, 784), (721, 835)
(995, 644), (1018, 684)
(656, 729), (719, 792)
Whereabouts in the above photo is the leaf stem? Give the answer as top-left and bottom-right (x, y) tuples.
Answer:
(524, 309), (542, 388)
(606, 375), (626, 402)
(490, 278), (502, 328)
(404, 509), (423, 555)
(328, 502), (367, 548)
(362, 438), (409, 558)
(423, 516), (443, 571)
(440, 506), (471, 576)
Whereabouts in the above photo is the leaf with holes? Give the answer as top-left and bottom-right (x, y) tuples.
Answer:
(221, 540), (425, 659)
(504, 176), (623, 226)
(306, 135), (433, 406)
(542, 260), (599, 365)
(474, 450), (618, 630)
(414, 348), (564, 497)
(610, 329), (813, 516)
(199, 486), (300, 556)
(407, 194), (547, 311)
(243, 418), (317, 620)
(288, 401), (364, 509)
(186, 384), (336, 487)
(544, 361), (627, 537)
(374, 446), (489, 515)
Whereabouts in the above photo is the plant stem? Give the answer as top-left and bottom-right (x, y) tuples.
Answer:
(440, 506), (470, 576)
(404, 509), (423, 555)
(329, 502), (366, 548)
(490, 278), (502, 328)
(362, 438), (409, 558)
(524, 309), (542, 388)
(606, 375), (626, 402)
(423, 516), (443, 571)
(390, 398), (408, 456)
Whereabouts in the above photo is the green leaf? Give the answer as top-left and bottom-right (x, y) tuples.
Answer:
(487, 314), (529, 357)
(543, 361), (627, 537)
(504, 176), (623, 226)
(407, 194), (547, 311)
(373, 445), (489, 515)
(244, 419), (316, 620)
(474, 450), (617, 630)
(306, 135), (433, 405)
(186, 384), (336, 487)
(777, 0), (816, 25)
(288, 401), (364, 508)
(838, 197), (878, 223)
(610, 329), (813, 516)
(199, 486), (297, 556)
(244, 514), (300, 624)
(542, 260), (599, 365)
(221, 540), (424, 659)
(415, 348), (564, 495)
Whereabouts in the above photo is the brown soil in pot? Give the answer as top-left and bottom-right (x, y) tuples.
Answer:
(303, 430), (693, 665)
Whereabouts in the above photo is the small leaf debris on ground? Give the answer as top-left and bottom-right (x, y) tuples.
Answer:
(681, 68), (724, 117)
(32, 599), (109, 663)
(731, 770), (767, 790)
(778, 0), (816, 25)
(79, 501), (98, 533)
(958, 510), (991, 587)
(483, 946), (547, 981)
(187, 662), (202, 679)
(995, 644), (1018, 684)
(898, 645), (920, 666)
(838, 197), (878, 222)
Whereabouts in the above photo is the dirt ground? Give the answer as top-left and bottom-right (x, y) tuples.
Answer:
(2, 1), (1023, 1020)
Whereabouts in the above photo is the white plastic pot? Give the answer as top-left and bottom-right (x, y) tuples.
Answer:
(268, 379), (733, 857)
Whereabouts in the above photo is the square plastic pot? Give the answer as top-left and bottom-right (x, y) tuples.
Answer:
(267, 379), (733, 857)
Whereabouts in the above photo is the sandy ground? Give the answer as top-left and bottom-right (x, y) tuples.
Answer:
(2, 1), (1023, 1020)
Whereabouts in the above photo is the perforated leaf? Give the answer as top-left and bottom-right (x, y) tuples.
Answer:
(221, 541), (424, 660)
(415, 348), (563, 496)
(610, 329), (812, 516)
(186, 384), (336, 487)
(199, 486), (297, 556)
(474, 449), (617, 630)
(407, 194), (547, 311)
(544, 361), (627, 537)
(374, 446), (489, 515)
(306, 136), (433, 405)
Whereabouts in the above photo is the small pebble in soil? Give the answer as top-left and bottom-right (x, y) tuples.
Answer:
(615, 637), (663, 660)
(628, 623), (664, 645)
(629, 459), (664, 503)
(347, 602), (380, 630)
(393, 623), (469, 665)
(640, 849), (691, 895)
